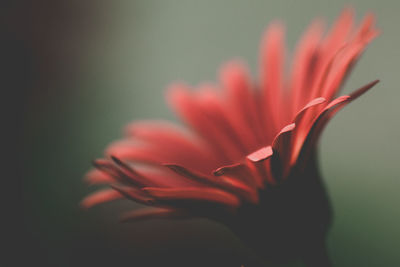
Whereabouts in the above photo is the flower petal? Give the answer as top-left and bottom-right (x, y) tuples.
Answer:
(246, 146), (275, 186)
(322, 8), (354, 57)
(105, 140), (160, 164)
(271, 123), (296, 178)
(80, 189), (122, 209)
(110, 184), (156, 205)
(213, 163), (258, 191)
(84, 168), (115, 185)
(93, 157), (149, 187)
(165, 164), (256, 203)
(167, 83), (242, 162)
(297, 80), (379, 168)
(195, 87), (249, 156)
(260, 22), (286, 131)
(124, 120), (221, 173)
(142, 187), (241, 208)
(219, 61), (267, 146)
(290, 19), (324, 114)
(164, 163), (217, 185)
(310, 10), (378, 101)
(290, 97), (327, 165)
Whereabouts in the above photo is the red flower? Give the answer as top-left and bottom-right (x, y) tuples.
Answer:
(82, 9), (379, 266)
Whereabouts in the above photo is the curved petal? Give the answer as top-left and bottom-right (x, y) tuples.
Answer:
(164, 164), (218, 185)
(142, 187), (241, 208)
(84, 168), (115, 185)
(246, 146), (275, 186)
(213, 163), (258, 191)
(80, 189), (123, 209)
(93, 157), (148, 187)
(296, 80), (379, 168)
(165, 164), (256, 203)
(272, 124), (296, 156)
(310, 10), (378, 101)
(271, 123), (296, 179)
(247, 146), (273, 163)
(290, 97), (327, 165)
(293, 97), (326, 127)
(93, 157), (198, 188)
(110, 184), (155, 205)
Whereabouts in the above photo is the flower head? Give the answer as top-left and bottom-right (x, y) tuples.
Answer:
(82, 9), (379, 265)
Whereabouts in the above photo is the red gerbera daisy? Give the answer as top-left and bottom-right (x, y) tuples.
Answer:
(82, 9), (379, 266)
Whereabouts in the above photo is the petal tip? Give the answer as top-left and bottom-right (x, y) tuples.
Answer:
(247, 146), (273, 163)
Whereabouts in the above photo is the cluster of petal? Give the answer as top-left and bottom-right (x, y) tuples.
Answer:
(82, 9), (379, 223)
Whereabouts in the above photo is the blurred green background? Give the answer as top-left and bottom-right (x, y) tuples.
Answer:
(22, 0), (399, 266)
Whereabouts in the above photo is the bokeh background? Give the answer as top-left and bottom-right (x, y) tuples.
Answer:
(19, 0), (399, 266)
